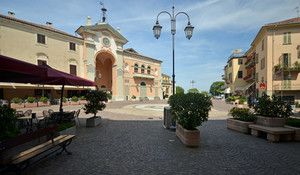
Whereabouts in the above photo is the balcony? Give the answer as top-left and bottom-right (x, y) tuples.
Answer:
(222, 75), (227, 80)
(243, 73), (255, 82)
(273, 81), (300, 90)
(162, 80), (172, 85)
(133, 72), (155, 79)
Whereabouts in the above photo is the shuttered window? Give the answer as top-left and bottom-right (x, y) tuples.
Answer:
(255, 53), (259, 64)
(255, 73), (258, 83)
(37, 34), (46, 44)
(283, 53), (291, 67)
(37, 60), (47, 66)
(69, 42), (76, 51)
(70, 65), (77, 75)
(283, 32), (291, 44)
(261, 57), (265, 70)
(238, 71), (243, 78)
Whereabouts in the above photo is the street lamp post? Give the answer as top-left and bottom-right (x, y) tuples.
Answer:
(153, 6), (194, 95)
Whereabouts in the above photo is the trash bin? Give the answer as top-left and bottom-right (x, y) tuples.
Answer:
(163, 107), (174, 129)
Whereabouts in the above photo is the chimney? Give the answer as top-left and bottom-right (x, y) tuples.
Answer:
(46, 22), (52, 28)
(8, 11), (15, 18)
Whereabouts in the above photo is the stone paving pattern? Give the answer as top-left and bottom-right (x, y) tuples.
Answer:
(11, 100), (300, 174)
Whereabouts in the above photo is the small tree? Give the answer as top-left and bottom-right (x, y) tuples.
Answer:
(0, 105), (20, 140)
(176, 86), (184, 94)
(83, 90), (108, 118)
(188, 88), (199, 94)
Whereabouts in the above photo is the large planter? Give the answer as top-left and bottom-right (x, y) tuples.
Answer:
(176, 124), (200, 148)
(70, 101), (79, 105)
(62, 102), (69, 106)
(227, 118), (254, 134)
(79, 100), (88, 105)
(86, 117), (101, 127)
(38, 101), (50, 107)
(24, 103), (37, 108)
(284, 125), (300, 141)
(256, 116), (287, 127)
(10, 103), (24, 108)
(59, 125), (76, 135)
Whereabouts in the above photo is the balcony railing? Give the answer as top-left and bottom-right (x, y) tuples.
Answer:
(133, 72), (155, 79)
(243, 73), (255, 81)
(162, 80), (172, 85)
(273, 82), (300, 90)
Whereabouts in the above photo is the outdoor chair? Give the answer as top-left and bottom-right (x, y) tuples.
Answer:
(48, 109), (54, 115)
(74, 109), (81, 125)
(23, 109), (32, 117)
(42, 110), (52, 127)
(16, 111), (24, 118)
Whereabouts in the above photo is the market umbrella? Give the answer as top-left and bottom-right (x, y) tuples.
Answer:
(0, 55), (96, 112)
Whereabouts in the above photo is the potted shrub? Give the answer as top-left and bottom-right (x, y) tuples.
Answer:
(70, 96), (79, 105)
(168, 93), (212, 147)
(250, 94), (293, 127)
(83, 90), (107, 127)
(79, 96), (88, 105)
(62, 97), (69, 106)
(227, 107), (255, 134)
(38, 97), (50, 107)
(131, 95), (136, 101)
(58, 121), (76, 135)
(284, 118), (300, 141)
(0, 105), (20, 140)
(25, 97), (37, 108)
(10, 97), (24, 108)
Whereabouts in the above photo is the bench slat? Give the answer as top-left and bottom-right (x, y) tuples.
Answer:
(5, 135), (75, 165)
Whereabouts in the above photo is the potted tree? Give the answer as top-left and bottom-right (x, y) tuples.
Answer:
(83, 90), (107, 127)
(227, 107), (255, 134)
(168, 93), (212, 147)
(70, 96), (79, 105)
(25, 97), (37, 108)
(10, 97), (24, 108)
(0, 105), (20, 140)
(38, 97), (50, 107)
(79, 96), (88, 105)
(131, 95), (136, 101)
(250, 94), (293, 127)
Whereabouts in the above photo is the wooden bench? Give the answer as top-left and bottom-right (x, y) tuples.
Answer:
(249, 124), (295, 142)
(0, 125), (75, 174)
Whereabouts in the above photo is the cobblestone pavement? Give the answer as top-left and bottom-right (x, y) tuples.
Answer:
(12, 100), (300, 174)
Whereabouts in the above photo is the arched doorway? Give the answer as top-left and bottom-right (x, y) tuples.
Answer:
(95, 51), (115, 94)
(140, 82), (147, 98)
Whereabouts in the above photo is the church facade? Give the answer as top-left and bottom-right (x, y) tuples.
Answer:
(0, 12), (162, 101)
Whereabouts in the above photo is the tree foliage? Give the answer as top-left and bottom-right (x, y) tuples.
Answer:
(209, 81), (225, 96)
(84, 90), (108, 117)
(188, 88), (199, 94)
(176, 86), (185, 94)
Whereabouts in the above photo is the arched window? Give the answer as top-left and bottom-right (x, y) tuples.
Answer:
(155, 69), (158, 76)
(125, 63), (129, 72)
(141, 65), (145, 74)
(147, 66), (151, 74)
(140, 82), (146, 86)
(134, 63), (138, 73)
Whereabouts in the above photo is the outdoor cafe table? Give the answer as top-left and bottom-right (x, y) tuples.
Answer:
(17, 114), (44, 132)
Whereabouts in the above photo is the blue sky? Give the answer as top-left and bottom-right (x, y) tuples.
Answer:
(1, 0), (300, 92)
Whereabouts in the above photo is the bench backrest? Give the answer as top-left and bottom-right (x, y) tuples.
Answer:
(0, 125), (58, 151)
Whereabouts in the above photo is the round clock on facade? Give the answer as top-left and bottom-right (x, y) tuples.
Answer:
(102, 37), (110, 46)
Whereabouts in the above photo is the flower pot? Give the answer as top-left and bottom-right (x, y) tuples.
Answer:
(70, 101), (79, 105)
(256, 116), (288, 127)
(10, 103), (24, 108)
(284, 125), (300, 141)
(227, 118), (254, 134)
(79, 100), (88, 105)
(59, 125), (76, 135)
(86, 117), (101, 127)
(24, 103), (37, 108)
(38, 101), (50, 107)
(176, 124), (200, 148)
(62, 102), (69, 106)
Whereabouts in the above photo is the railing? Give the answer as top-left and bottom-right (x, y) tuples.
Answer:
(133, 72), (155, 79)
(243, 73), (255, 81)
(228, 52), (245, 60)
(273, 82), (300, 90)
(162, 80), (172, 85)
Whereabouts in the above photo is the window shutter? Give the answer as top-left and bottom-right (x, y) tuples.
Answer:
(255, 53), (259, 64)
(70, 65), (77, 75)
(288, 32), (291, 44)
(255, 73), (258, 83)
(288, 53), (291, 67)
(283, 33), (287, 44)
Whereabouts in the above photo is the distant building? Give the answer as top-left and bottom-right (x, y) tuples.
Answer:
(161, 73), (172, 98)
(0, 11), (163, 101)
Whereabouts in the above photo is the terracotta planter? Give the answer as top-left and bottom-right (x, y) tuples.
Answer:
(86, 117), (101, 127)
(256, 116), (287, 127)
(38, 101), (50, 107)
(284, 125), (300, 141)
(227, 118), (254, 134)
(62, 102), (69, 106)
(176, 124), (200, 148)
(10, 103), (24, 108)
(79, 100), (88, 105)
(24, 103), (37, 108)
(70, 101), (79, 105)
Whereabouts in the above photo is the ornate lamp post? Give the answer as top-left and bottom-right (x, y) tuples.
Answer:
(153, 6), (194, 95)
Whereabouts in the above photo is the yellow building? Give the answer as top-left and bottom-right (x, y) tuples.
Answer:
(222, 51), (247, 96)
(161, 73), (172, 98)
(245, 17), (300, 103)
(0, 11), (163, 101)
